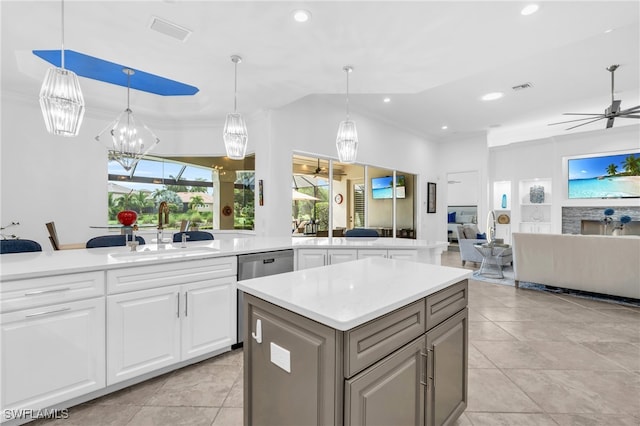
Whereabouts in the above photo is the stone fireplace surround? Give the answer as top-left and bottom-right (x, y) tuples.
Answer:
(562, 206), (640, 235)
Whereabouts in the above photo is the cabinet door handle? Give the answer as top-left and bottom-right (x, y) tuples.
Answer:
(252, 319), (262, 344)
(25, 307), (71, 318)
(25, 287), (71, 296)
(184, 291), (188, 317)
(177, 292), (180, 318)
(420, 351), (428, 387)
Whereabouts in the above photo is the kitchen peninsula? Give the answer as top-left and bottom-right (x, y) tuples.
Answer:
(239, 258), (471, 426)
(0, 236), (448, 425)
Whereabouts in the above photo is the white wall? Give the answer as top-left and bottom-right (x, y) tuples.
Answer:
(1, 92), (441, 248)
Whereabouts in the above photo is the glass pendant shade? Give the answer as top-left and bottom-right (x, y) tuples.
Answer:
(223, 55), (248, 160)
(336, 65), (358, 164)
(95, 68), (159, 172)
(336, 119), (358, 163)
(223, 113), (248, 160)
(39, 66), (85, 136)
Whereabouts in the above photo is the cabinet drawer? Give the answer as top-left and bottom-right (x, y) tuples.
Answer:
(344, 299), (425, 378)
(107, 257), (237, 294)
(1, 271), (105, 313)
(425, 280), (467, 330)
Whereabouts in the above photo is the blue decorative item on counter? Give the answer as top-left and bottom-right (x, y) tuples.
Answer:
(501, 194), (507, 208)
(529, 185), (544, 203)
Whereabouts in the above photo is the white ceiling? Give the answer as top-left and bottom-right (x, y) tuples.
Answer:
(2, 1), (639, 143)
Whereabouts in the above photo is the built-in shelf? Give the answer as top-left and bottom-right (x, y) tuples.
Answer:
(518, 178), (552, 233)
(492, 180), (512, 244)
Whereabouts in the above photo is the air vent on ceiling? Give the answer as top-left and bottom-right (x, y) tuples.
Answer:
(149, 16), (192, 42)
(512, 82), (533, 91)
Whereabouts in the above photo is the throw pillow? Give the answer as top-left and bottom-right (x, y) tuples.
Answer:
(476, 233), (487, 240)
(447, 212), (456, 223)
(462, 226), (478, 239)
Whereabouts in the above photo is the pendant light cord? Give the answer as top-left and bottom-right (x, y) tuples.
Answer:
(60, 0), (65, 69)
(127, 70), (131, 110)
(345, 68), (350, 120)
(233, 60), (238, 113)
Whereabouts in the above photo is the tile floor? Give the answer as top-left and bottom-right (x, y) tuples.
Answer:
(34, 250), (640, 425)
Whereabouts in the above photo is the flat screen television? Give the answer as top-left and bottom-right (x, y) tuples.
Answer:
(568, 151), (640, 199)
(372, 175), (406, 199)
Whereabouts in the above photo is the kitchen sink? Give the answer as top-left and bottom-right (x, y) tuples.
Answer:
(109, 245), (219, 260)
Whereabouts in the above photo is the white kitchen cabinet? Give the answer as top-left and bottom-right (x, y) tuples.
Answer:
(387, 249), (418, 262)
(106, 259), (237, 385)
(297, 249), (327, 270)
(1, 298), (105, 416)
(357, 249), (388, 260)
(297, 248), (418, 270)
(519, 222), (552, 234)
(328, 249), (358, 264)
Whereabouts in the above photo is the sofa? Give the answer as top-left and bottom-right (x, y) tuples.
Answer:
(455, 224), (512, 267)
(512, 232), (640, 299)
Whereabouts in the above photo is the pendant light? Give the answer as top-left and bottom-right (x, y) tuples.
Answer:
(39, 0), (85, 137)
(223, 55), (248, 160)
(95, 68), (160, 172)
(336, 65), (358, 163)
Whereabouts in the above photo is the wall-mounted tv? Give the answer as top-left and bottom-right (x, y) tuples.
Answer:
(372, 175), (406, 199)
(568, 151), (640, 199)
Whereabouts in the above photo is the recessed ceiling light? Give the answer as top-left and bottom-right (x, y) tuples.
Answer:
(441, 125), (448, 130)
(292, 9), (311, 23)
(521, 4), (539, 16)
(383, 97), (391, 103)
(481, 92), (504, 101)
(604, 28), (614, 34)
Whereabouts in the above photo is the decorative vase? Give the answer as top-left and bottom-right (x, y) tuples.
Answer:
(501, 194), (507, 209)
(529, 185), (544, 203)
(117, 210), (137, 226)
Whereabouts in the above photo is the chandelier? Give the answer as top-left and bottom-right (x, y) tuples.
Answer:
(39, 0), (85, 137)
(223, 55), (248, 160)
(336, 65), (358, 163)
(95, 68), (159, 171)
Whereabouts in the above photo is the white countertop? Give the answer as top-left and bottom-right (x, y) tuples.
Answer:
(238, 258), (471, 331)
(0, 237), (448, 281)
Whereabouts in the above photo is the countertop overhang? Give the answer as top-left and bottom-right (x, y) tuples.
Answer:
(0, 237), (448, 281)
(238, 257), (471, 330)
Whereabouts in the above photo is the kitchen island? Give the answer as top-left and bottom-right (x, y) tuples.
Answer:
(239, 258), (471, 426)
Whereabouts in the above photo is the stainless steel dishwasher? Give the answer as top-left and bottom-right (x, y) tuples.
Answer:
(236, 249), (294, 346)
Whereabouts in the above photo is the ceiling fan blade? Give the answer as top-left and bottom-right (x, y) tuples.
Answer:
(548, 115), (606, 126)
(565, 117), (606, 130)
(618, 105), (640, 114)
(606, 116), (615, 128)
(561, 112), (604, 116)
(619, 114), (640, 119)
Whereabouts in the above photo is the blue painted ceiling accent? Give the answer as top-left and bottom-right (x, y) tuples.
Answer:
(33, 50), (199, 96)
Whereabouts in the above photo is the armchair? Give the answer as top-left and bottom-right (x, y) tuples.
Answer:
(455, 225), (512, 267)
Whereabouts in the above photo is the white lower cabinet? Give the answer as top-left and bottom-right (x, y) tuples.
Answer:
(298, 248), (418, 269)
(1, 297), (105, 415)
(519, 222), (551, 234)
(107, 275), (236, 385)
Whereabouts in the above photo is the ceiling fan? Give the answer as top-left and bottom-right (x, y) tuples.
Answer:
(549, 64), (640, 130)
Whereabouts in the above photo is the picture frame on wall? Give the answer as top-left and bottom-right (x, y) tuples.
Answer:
(427, 182), (436, 213)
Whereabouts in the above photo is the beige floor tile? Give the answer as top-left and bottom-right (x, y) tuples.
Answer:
(550, 413), (640, 425)
(212, 407), (243, 426)
(494, 321), (576, 342)
(474, 340), (623, 370)
(563, 321), (640, 343)
(468, 295), (510, 308)
(553, 307), (621, 323)
(86, 374), (170, 406)
(452, 412), (472, 425)
(222, 379), (243, 408)
(146, 364), (241, 407)
(504, 369), (640, 415)
(468, 307), (490, 321)
(557, 295), (634, 309)
(466, 369), (541, 412)
(598, 307), (640, 322)
(580, 342), (640, 371)
(475, 306), (571, 322)
(30, 404), (141, 426)
(468, 343), (496, 368)
(469, 321), (517, 341)
(465, 412), (558, 425)
(127, 406), (219, 426)
(211, 348), (244, 366)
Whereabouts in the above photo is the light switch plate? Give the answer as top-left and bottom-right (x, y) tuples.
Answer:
(270, 342), (291, 373)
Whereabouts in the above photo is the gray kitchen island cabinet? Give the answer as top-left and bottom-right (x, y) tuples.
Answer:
(239, 258), (470, 426)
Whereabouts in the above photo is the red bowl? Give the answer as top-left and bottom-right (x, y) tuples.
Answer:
(117, 210), (137, 226)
